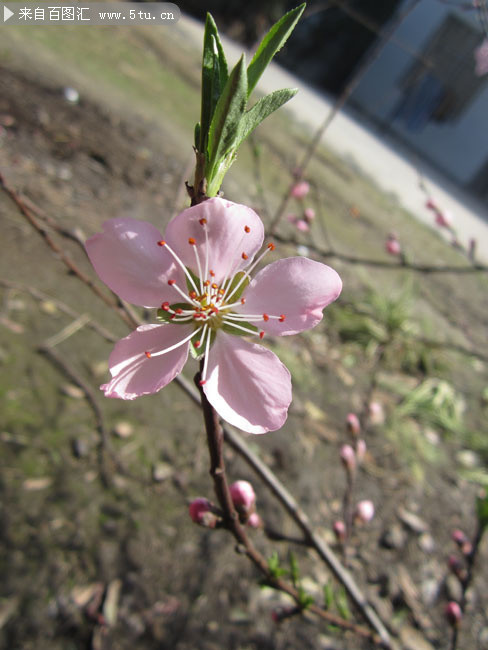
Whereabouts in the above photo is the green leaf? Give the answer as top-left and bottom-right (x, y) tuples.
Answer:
(335, 586), (351, 620)
(476, 489), (488, 529)
(323, 581), (334, 610)
(297, 587), (314, 610)
(194, 122), (201, 150)
(236, 88), (297, 149)
(247, 4), (305, 97)
(200, 14), (229, 152)
(267, 551), (287, 579)
(206, 54), (248, 194)
(289, 552), (299, 588)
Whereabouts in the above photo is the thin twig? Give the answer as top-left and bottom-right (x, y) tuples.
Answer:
(193, 365), (387, 646)
(179, 372), (391, 646)
(0, 173), (138, 330)
(272, 233), (488, 274)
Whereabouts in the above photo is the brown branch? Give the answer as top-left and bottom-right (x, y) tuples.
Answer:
(272, 233), (488, 274)
(193, 366), (388, 646)
(0, 173), (138, 330)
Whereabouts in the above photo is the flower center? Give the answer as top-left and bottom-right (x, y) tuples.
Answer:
(147, 220), (285, 385)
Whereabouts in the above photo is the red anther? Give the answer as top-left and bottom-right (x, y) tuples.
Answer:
(145, 351), (152, 358)
(210, 306), (219, 313)
(175, 308), (183, 314)
(204, 280), (210, 287)
(263, 313), (269, 322)
(218, 288), (225, 295)
(161, 301), (170, 311)
(211, 283), (218, 290)
(168, 279), (176, 286)
(188, 237), (196, 245)
(199, 218), (207, 225)
(242, 252), (248, 260)
(194, 341), (201, 348)
(209, 270), (215, 277)
(157, 240), (166, 246)
(170, 314), (176, 319)
(240, 298), (246, 304)
(279, 314), (286, 322)
(259, 331), (265, 339)
(199, 379), (206, 386)
(244, 225), (251, 233)
(189, 291), (197, 299)
(267, 243), (275, 251)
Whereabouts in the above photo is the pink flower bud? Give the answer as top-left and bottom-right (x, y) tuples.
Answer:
(189, 498), (217, 527)
(435, 210), (452, 228)
(229, 480), (256, 512)
(385, 237), (401, 256)
(286, 213), (297, 223)
(368, 401), (385, 425)
(295, 219), (310, 232)
(355, 500), (375, 523)
(247, 512), (262, 528)
(425, 197), (438, 211)
(340, 444), (356, 472)
(356, 439), (367, 463)
(448, 554), (463, 574)
(346, 413), (361, 436)
(445, 601), (462, 627)
(290, 181), (310, 199)
(333, 520), (346, 542)
(452, 529), (468, 546)
(304, 207), (315, 221)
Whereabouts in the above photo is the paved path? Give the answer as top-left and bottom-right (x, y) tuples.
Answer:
(176, 14), (488, 262)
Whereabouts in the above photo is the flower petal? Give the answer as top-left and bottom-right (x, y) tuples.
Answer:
(237, 257), (342, 335)
(85, 218), (184, 307)
(203, 332), (292, 434)
(164, 198), (264, 284)
(102, 323), (192, 399)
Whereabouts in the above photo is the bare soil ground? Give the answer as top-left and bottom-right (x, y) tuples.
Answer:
(1, 25), (488, 650)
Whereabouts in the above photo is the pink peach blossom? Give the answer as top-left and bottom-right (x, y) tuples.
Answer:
(290, 180), (310, 199)
(86, 198), (342, 434)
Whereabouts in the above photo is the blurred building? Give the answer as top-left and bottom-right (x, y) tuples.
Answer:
(346, 1), (488, 201)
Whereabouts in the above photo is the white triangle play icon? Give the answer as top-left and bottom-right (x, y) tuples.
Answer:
(4, 5), (14, 22)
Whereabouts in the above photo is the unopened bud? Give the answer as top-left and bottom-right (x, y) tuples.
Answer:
(340, 444), (356, 472)
(229, 480), (256, 513)
(304, 207), (315, 221)
(385, 237), (401, 256)
(356, 439), (367, 464)
(247, 512), (262, 529)
(425, 197), (438, 211)
(188, 498), (217, 528)
(435, 210), (452, 228)
(346, 413), (361, 437)
(333, 520), (346, 543)
(355, 500), (375, 523)
(368, 401), (385, 425)
(295, 219), (309, 232)
(445, 601), (462, 627)
(452, 529), (472, 555)
(290, 180), (310, 199)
